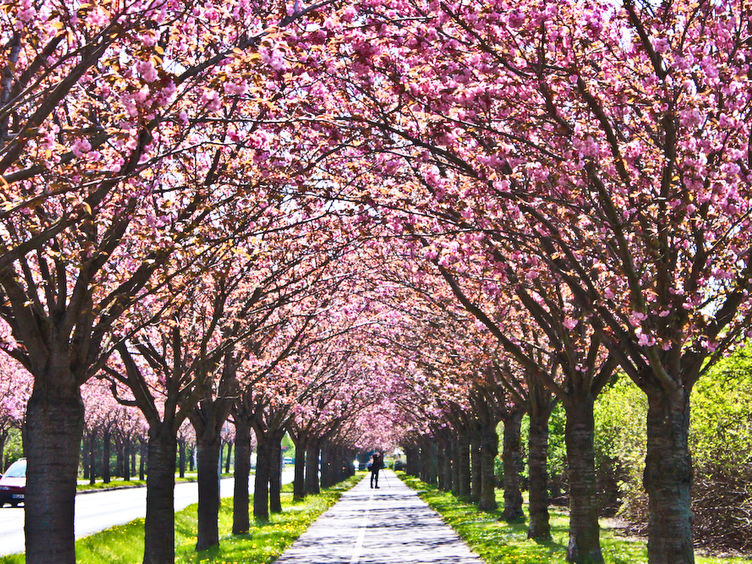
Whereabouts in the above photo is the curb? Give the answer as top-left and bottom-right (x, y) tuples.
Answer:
(75, 475), (238, 495)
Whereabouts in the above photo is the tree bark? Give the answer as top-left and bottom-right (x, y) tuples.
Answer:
(427, 440), (439, 485)
(143, 425), (177, 564)
(458, 432), (471, 499)
(195, 433), (221, 551)
(81, 434), (89, 481)
(405, 445), (419, 476)
(305, 438), (320, 495)
(320, 441), (331, 488)
(139, 439), (146, 481)
(232, 417), (252, 535)
(102, 429), (111, 483)
(292, 435), (307, 501)
(254, 437), (272, 520)
(418, 440), (427, 482)
(123, 440), (131, 481)
(451, 438), (461, 496)
(478, 422), (498, 512)
(501, 408), (524, 522)
(89, 434), (96, 485)
(178, 439), (186, 478)
(131, 444), (137, 477)
(24, 385), (84, 564)
(440, 439), (452, 492)
(564, 394), (603, 563)
(470, 427), (482, 503)
(269, 432), (283, 513)
(528, 388), (553, 540)
(644, 385), (694, 564)
(116, 442), (124, 478)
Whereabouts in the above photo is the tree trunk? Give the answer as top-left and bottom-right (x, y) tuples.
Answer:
(528, 389), (553, 540)
(123, 440), (131, 481)
(232, 418), (252, 534)
(143, 425), (177, 564)
(441, 439), (452, 491)
(292, 435), (307, 501)
(451, 438), (461, 496)
(225, 442), (232, 474)
(195, 433), (221, 551)
(458, 432), (471, 499)
(254, 437), (271, 520)
(139, 439), (146, 481)
(81, 434), (88, 481)
(320, 441), (331, 488)
(436, 441), (445, 490)
(501, 409), (524, 522)
(89, 434), (96, 485)
(564, 395), (603, 563)
(644, 385), (694, 564)
(427, 440), (439, 485)
(178, 439), (186, 478)
(269, 432), (283, 513)
(478, 422), (498, 512)
(131, 444), (137, 477)
(420, 438), (431, 483)
(470, 428), (481, 503)
(24, 384), (84, 564)
(405, 445), (419, 476)
(102, 429), (111, 483)
(116, 442), (124, 478)
(305, 439), (320, 495)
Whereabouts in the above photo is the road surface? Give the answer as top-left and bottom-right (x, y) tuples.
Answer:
(0, 468), (294, 556)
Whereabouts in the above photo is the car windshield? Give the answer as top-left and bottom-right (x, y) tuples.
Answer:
(3, 460), (26, 478)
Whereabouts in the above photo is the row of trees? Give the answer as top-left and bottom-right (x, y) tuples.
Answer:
(1, 1), (750, 564)
(290, 2), (751, 562)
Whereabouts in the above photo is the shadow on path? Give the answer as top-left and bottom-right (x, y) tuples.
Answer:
(274, 471), (483, 564)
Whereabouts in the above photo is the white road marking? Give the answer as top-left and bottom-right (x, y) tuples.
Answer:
(349, 490), (373, 564)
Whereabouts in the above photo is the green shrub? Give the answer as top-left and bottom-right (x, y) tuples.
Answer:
(593, 346), (752, 552)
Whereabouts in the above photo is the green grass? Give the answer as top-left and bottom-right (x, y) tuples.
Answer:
(2, 473), (362, 564)
(76, 476), (197, 492)
(396, 472), (752, 564)
(75, 472), (239, 492)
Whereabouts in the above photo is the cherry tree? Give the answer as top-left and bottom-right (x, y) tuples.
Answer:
(0, 1), (339, 560)
(283, 2), (752, 560)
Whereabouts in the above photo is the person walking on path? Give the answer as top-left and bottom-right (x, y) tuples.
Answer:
(369, 453), (383, 489)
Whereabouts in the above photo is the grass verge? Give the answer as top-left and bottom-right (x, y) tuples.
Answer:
(75, 472), (242, 492)
(2, 473), (363, 564)
(77, 478), (181, 492)
(396, 472), (751, 564)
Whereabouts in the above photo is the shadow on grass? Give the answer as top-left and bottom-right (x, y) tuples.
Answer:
(397, 473), (614, 564)
(397, 472), (752, 564)
(176, 478), (364, 564)
(0, 474), (364, 564)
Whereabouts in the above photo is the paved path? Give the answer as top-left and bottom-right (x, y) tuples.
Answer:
(274, 470), (483, 564)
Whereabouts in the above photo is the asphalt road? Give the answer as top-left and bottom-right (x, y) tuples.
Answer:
(0, 467), (295, 556)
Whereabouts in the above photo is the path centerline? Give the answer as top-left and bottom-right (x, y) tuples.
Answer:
(349, 489), (373, 564)
(274, 470), (482, 564)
